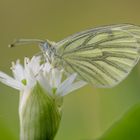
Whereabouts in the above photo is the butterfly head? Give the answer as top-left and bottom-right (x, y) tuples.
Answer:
(9, 38), (58, 66)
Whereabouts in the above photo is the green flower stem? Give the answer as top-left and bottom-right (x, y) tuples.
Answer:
(19, 83), (63, 140)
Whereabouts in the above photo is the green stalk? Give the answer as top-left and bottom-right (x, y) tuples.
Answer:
(19, 83), (63, 140)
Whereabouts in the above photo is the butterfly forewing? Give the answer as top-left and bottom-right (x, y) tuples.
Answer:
(56, 24), (140, 87)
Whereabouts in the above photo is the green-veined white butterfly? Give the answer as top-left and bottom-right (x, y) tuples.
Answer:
(10, 24), (140, 88)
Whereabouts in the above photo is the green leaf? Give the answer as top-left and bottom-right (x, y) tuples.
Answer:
(98, 103), (140, 140)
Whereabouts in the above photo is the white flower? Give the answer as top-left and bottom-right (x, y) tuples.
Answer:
(0, 56), (87, 140)
(0, 56), (87, 97)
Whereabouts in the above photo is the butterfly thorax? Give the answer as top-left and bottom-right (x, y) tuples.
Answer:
(39, 40), (62, 68)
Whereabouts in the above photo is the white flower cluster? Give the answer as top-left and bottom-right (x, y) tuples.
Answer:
(0, 56), (87, 97)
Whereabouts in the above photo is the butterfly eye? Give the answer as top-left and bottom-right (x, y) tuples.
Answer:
(39, 42), (50, 53)
(43, 42), (49, 50)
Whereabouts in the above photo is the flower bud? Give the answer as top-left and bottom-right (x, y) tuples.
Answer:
(19, 83), (63, 140)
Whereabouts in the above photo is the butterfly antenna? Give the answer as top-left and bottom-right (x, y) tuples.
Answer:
(8, 39), (45, 48)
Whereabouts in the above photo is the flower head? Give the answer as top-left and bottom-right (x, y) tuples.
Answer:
(0, 56), (87, 96)
(0, 56), (87, 140)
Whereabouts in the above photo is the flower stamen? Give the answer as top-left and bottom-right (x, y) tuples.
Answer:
(21, 79), (27, 86)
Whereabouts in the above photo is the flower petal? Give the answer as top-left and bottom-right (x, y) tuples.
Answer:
(0, 71), (22, 90)
(24, 57), (36, 89)
(61, 81), (87, 96)
(28, 56), (41, 75)
(50, 69), (63, 88)
(11, 60), (25, 82)
(56, 73), (77, 95)
(37, 72), (52, 95)
(42, 62), (51, 72)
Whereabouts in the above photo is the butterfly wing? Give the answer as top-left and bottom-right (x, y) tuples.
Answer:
(55, 24), (140, 88)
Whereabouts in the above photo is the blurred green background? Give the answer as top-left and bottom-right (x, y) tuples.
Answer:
(0, 0), (140, 139)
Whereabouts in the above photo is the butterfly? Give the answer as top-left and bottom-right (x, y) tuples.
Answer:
(9, 24), (140, 88)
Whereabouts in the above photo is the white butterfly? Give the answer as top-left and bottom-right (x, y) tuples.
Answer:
(10, 24), (140, 88)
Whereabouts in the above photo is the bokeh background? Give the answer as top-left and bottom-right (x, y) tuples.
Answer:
(0, 0), (140, 139)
